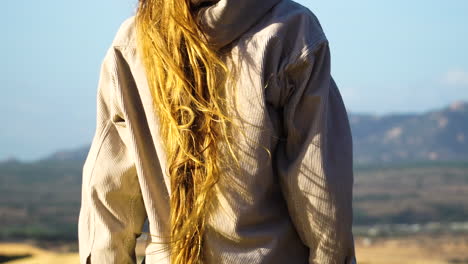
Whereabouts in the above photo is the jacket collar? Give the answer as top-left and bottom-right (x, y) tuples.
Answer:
(192, 0), (282, 49)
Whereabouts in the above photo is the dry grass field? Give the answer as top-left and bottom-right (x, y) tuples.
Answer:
(0, 243), (79, 264)
(355, 235), (468, 264)
(1, 235), (467, 264)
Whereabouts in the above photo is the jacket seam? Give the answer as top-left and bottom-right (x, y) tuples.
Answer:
(278, 35), (327, 85)
(275, 37), (328, 108)
(113, 44), (137, 49)
(128, 190), (138, 252)
(107, 46), (141, 257)
(86, 119), (113, 260)
(86, 120), (113, 186)
(123, 180), (139, 255)
(87, 48), (120, 257)
(289, 36), (328, 66)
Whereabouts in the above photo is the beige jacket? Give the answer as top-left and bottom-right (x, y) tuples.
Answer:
(78, 0), (357, 263)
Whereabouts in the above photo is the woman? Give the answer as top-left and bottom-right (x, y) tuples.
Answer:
(78, 0), (357, 263)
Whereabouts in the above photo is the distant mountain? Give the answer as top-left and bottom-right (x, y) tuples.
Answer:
(349, 101), (468, 164)
(2, 101), (468, 165)
(40, 144), (91, 162)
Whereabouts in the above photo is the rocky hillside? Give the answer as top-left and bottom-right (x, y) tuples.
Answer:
(349, 101), (468, 164)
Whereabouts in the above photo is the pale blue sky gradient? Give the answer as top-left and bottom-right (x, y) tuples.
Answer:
(2, 0), (468, 161)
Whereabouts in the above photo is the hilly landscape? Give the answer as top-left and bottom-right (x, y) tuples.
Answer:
(1, 101), (468, 245)
(351, 101), (468, 164)
(18, 101), (468, 165)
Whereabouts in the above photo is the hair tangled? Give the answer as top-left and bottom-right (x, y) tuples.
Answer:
(136, 1), (238, 263)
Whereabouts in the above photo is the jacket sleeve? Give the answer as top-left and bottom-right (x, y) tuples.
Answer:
(78, 47), (147, 264)
(275, 39), (356, 264)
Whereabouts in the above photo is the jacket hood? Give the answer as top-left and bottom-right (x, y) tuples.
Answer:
(192, 0), (282, 48)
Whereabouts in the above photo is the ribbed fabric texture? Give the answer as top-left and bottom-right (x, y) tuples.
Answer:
(78, 0), (357, 263)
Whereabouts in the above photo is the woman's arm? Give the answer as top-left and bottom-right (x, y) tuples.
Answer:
(275, 39), (356, 264)
(78, 47), (147, 264)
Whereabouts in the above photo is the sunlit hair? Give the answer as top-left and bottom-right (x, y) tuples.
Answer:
(135, 0), (238, 263)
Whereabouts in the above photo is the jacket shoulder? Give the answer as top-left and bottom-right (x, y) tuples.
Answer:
(111, 16), (137, 48)
(239, 0), (328, 66)
(271, 0), (327, 49)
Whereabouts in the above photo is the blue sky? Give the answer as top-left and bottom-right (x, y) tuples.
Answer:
(2, 0), (468, 161)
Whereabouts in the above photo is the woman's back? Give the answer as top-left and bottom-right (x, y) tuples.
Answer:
(78, 0), (357, 263)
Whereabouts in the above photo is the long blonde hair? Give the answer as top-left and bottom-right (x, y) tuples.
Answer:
(135, 0), (237, 263)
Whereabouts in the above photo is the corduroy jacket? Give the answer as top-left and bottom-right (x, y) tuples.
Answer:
(78, 0), (357, 263)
